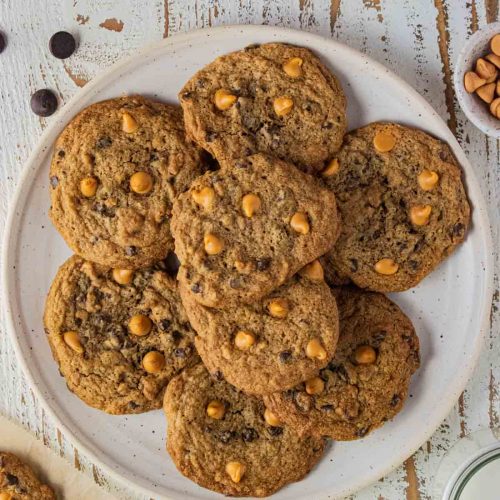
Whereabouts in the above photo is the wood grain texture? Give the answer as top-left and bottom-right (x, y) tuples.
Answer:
(0, 1), (498, 499)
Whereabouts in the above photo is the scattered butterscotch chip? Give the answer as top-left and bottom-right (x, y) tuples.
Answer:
(476, 82), (496, 103)
(373, 131), (396, 152)
(80, 177), (98, 197)
(354, 345), (377, 365)
(234, 330), (256, 350)
(128, 314), (152, 336)
(490, 34), (500, 56)
(264, 408), (282, 426)
(300, 260), (324, 281)
(241, 193), (261, 217)
(226, 461), (246, 483)
(417, 169), (439, 191)
(112, 268), (134, 285)
(476, 58), (497, 81)
(485, 53), (500, 69)
(267, 298), (289, 318)
(273, 96), (294, 116)
(130, 171), (153, 194)
(283, 57), (303, 77)
(464, 71), (486, 93)
(290, 212), (310, 234)
(122, 112), (138, 133)
(204, 233), (224, 255)
(214, 89), (237, 110)
(410, 204), (432, 226)
(305, 376), (325, 395)
(374, 258), (399, 275)
(63, 331), (84, 354)
(306, 338), (327, 361)
(192, 186), (215, 209)
(142, 351), (165, 373)
(206, 400), (225, 419)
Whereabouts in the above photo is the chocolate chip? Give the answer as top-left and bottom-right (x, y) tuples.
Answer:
(356, 427), (369, 438)
(390, 394), (401, 407)
(0, 32), (6, 54)
(321, 404), (334, 412)
(256, 258), (271, 271)
(6, 473), (19, 485)
(174, 348), (186, 358)
(57, 150), (65, 158)
(49, 31), (76, 59)
(349, 259), (359, 272)
(212, 370), (224, 381)
(408, 260), (419, 271)
(164, 251), (180, 277)
(452, 222), (465, 237)
(171, 330), (183, 342)
(128, 401), (139, 409)
(279, 350), (292, 363)
(30, 89), (58, 117)
(241, 427), (258, 442)
(125, 246), (137, 256)
(191, 283), (202, 294)
(50, 176), (59, 188)
(217, 430), (236, 444)
(159, 319), (171, 331)
(206, 132), (217, 142)
(244, 43), (261, 51)
(267, 426), (283, 437)
(181, 91), (192, 100)
(96, 137), (112, 149)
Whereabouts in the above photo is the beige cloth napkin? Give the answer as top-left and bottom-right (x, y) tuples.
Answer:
(0, 414), (115, 499)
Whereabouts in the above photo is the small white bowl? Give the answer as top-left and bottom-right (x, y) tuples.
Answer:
(454, 22), (500, 138)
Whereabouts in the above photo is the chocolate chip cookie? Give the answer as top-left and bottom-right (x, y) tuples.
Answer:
(322, 122), (470, 292)
(49, 96), (205, 269)
(181, 267), (339, 395)
(44, 255), (198, 414)
(171, 153), (339, 308)
(164, 364), (325, 497)
(179, 42), (346, 174)
(264, 287), (420, 440)
(0, 452), (55, 499)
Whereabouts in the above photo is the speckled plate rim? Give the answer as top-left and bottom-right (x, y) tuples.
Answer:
(1, 24), (494, 500)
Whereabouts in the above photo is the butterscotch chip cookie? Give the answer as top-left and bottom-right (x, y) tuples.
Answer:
(164, 364), (325, 497)
(0, 452), (55, 499)
(171, 153), (339, 307)
(322, 122), (470, 292)
(181, 270), (339, 395)
(49, 96), (205, 269)
(179, 42), (346, 173)
(44, 255), (198, 414)
(264, 288), (420, 440)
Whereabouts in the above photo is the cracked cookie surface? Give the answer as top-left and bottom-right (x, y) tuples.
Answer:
(181, 272), (339, 395)
(171, 153), (339, 308)
(164, 364), (325, 497)
(0, 452), (55, 500)
(44, 255), (198, 414)
(322, 122), (470, 292)
(49, 96), (205, 269)
(263, 287), (420, 440)
(179, 42), (346, 174)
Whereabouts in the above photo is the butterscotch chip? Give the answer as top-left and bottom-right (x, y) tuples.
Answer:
(321, 122), (469, 292)
(322, 158), (340, 177)
(181, 275), (339, 395)
(179, 43), (346, 173)
(164, 364), (325, 496)
(464, 71), (486, 93)
(475, 58), (497, 81)
(130, 171), (153, 194)
(267, 298), (289, 318)
(476, 82), (496, 103)
(485, 53), (500, 69)
(207, 400), (226, 419)
(112, 268), (134, 285)
(214, 89), (237, 110)
(122, 111), (138, 133)
(49, 96), (206, 269)
(172, 153), (339, 307)
(192, 186), (215, 210)
(80, 177), (98, 197)
(373, 132), (396, 152)
(490, 97), (500, 118)
(305, 376), (324, 395)
(44, 255), (198, 414)
(264, 288), (420, 440)
(300, 260), (324, 281)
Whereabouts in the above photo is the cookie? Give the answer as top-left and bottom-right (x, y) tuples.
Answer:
(322, 122), (470, 292)
(49, 96), (205, 269)
(171, 153), (339, 307)
(179, 42), (346, 174)
(263, 288), (420, 440)
(0, 452), (55, 499)
(164, 364), (325, 497)
(44, 255), (198, 414)
(181, 268), (339, 395)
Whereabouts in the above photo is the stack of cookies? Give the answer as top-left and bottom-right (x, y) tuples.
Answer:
(43, 42), (470, 497)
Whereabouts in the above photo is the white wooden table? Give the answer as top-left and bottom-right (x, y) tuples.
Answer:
(0, 1), (498, 498)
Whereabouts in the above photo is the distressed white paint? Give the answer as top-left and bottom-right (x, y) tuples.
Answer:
(0, 1), (498, 499)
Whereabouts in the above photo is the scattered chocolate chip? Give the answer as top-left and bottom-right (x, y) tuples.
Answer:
(174, 348), (186, 358)
(356, 427), (369, 438)
(57, 149), (65, 158)
(278, 350), (292, 363)
(452, 222), (465, 237)
(349, 259), (359, 272)
(390, 394), (401, 407)
(256, 257), (271, 271)
(50, 175), (59, 188)
(241, 427), (258, 442)
(30, 89), (58, 117)
(49, 31), (76, 59)
(125, 246), (138, 256)
(212, 370), (224, 381)
(164, 251), (180, 277)
(6, 473), (19, 485)
(96, 137), (112, 149)
(267, 426), (283, 437)
(191, 283), (202, 294)
(0, 32), (6, 54)
(159, 319), (171, 331)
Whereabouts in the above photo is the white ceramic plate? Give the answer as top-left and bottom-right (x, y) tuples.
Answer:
(2, 25), (494, 500)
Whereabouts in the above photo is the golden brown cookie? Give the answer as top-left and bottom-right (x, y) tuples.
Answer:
(49, 96), (205, 269)
(44, 255), (198, 414)
(179, 42), (346, 174)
